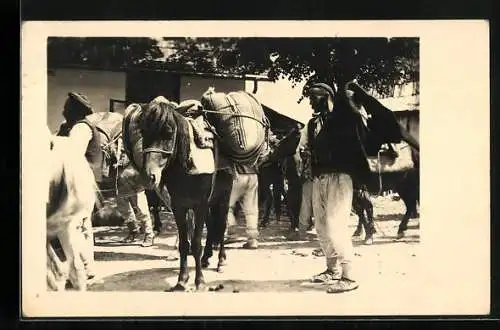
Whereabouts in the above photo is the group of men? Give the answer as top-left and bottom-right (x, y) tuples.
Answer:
(53, 79), (376, 294)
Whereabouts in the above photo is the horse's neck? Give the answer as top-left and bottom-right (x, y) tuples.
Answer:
(169, 112), (191, 171)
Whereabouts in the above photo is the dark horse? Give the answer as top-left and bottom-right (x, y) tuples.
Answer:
(258, 160), (285, 226)
(139, 99), (233, 290)
(145, 187), (172, 234)
(258, 128), (304, 229)
(346, 81), (420, 243)
(352, 147), (420, 242)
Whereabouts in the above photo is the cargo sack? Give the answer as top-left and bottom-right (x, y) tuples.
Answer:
(201, 88), (270, 165)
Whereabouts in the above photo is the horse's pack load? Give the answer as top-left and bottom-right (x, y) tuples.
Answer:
(200, 88), (269, 165)
(85, 111), (123, 182)
(365, 142), (415, 173)
(345, 80), (419, 174)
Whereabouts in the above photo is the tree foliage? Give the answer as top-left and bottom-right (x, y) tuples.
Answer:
(47, 37), (164, 69)
(162, 37), (419, 98)
(47, 37), (419, 98)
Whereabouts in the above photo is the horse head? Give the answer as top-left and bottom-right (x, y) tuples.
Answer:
(139, 96), (190, 189)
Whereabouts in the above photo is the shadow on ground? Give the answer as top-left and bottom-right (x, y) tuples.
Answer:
(88, 267), (331, 293)
(95, 251), (166, 262)
(89, 267), (178, 291)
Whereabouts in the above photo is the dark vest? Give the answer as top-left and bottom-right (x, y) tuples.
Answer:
(307, 108), (371, 183)
(78, 117), (104, 183)
(57, 118), (103, 183)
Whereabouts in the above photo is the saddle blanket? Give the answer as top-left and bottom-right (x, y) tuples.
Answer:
(186, 116), (215, 149)
(186, 117), (216, 175)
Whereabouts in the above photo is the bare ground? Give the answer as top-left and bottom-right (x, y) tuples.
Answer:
(88, 195), (420, 294)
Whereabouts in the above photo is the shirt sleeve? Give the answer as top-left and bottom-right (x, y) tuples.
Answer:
(69, 122), (93, 155)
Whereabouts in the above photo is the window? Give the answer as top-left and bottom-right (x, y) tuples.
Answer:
(109, 99), (127, 115)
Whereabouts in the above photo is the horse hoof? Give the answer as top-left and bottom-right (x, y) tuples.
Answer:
(364, 237), (374, 245)
(195, 277), (205, 289)
(178, 275), (190, 285)
(201, 259), (209, 269)
(352, 230), (362, 237)
(216, 266), (224, 273)
(397, 231), (405, 239)
(168, 283), (187, 292)
(218, 258), (228, 267)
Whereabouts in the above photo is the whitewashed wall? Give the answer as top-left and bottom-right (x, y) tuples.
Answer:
(248, 78), (313, 125)
(47, 68), (126, 133)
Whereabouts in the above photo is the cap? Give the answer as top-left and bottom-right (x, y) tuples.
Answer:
(63, 92), (93, 117)
(304, 83), (336, 100)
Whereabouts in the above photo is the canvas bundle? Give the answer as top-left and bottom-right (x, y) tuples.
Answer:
(366, 142), (415, 173)
(201, 89), (269, 165)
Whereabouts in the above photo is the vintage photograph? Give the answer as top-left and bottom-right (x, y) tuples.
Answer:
(21, 21), (490, 317)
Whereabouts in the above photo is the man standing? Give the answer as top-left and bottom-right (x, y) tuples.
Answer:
(115, 137), (155, 247)
(56, 92), (101, 279)
(287, 127), (316, 241)
(225, 162), (260, 249)
(301, 82), (371, 294)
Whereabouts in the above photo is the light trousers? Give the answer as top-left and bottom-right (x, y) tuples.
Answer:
(298, 179), (314, 230)
(312, 172), (355, 280)
(116, 191), (154, 235)
(227, 172), (259, 240)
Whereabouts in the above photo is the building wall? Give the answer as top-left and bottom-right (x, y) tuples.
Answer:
(179, 76), (245, 102)
(47, 68), (126, 133)
(248, 78), (312, 125)
(126, 70), (180, 104)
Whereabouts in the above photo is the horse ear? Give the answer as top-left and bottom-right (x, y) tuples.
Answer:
(152, 96), (170, 104)
(202, 87), (216, 97)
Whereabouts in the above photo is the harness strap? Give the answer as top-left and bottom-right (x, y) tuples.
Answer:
(355, 123), (384, 196)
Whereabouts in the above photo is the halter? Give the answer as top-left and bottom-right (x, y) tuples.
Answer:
(142, 124), (177, 156)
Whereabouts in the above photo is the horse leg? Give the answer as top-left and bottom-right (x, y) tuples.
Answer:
(259, 186), (272, 228)
(152, 207), (162, 234)
(58, 222), (87, 291)
(192, 207), (207, 289)
(173, 207), (190, 289)
(351, 193), (364, 237)
(360, 193), (375, 244)
(287, 182), (301, 231)
(146, 190), (162, 234)
(396, 174), (418, 239)
(214, 201), (229, 272)
(365, 197), (376, 235)
(274, 180), (284, 223)
(398, 198), (416, 239)
(201, 208), (214, 269)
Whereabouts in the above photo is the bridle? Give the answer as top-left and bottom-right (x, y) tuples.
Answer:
(142, 124), (177, 158)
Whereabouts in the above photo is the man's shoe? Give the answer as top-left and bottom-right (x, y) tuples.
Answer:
(326, 278), (359, 293)
(141, 234), (155, 247)
(242, 239), (258, 249)
(310, 269), (342, 284)
(122, 231), (139, 243)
